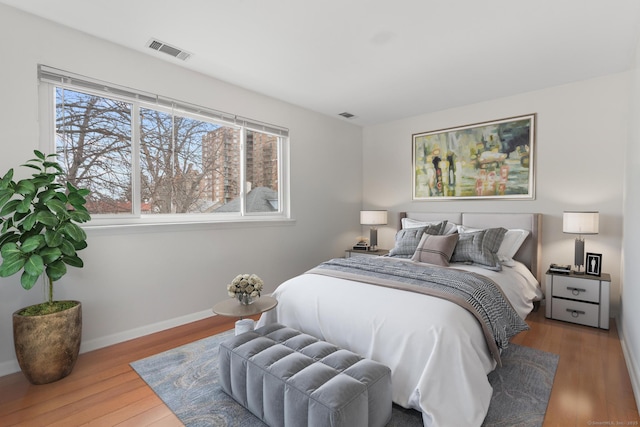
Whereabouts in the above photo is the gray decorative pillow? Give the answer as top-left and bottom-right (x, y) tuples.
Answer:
(411, 233), (460, 266)
(451, 227), (507, 270)
(389, 221), (447, 258)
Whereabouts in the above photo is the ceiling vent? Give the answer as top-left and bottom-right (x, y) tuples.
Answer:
(146, 38), (191, 61)
(338, 112), (356, 119)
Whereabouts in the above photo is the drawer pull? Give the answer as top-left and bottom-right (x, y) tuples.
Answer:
(566, 308), (586, 317)
(567, 286), (586, 296)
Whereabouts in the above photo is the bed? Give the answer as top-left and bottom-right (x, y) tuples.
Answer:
(257, 212), (543, 427)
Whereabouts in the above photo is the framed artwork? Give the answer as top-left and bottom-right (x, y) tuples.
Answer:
(412, 114), (536, 200)
(586, 253), (602, 277)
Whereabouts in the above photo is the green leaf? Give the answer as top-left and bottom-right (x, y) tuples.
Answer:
(0, 199), (20, 216)
(70, 210), (91, 223)
(61, 222), (86, 242)
(67, 192), (86, 207)
(0, 242), (20, 258)
(46, 260), (66, 281)
(77, 189), (90, 197)
(39, 246), (62, 264)
(35, 210), (59, 227)
(62, 255), (83, 268)
(73, 240), (88, 251)
(24, 254), (44, 276)
(16, 195), (33, 214)
(44, 229), (64, 247)
(0, 254), (26, 277)
(45, 198), (68, 215)
(0, 169), (14, 189)
(20, 235), (44, 253)
(21, 163), (43, 172)
(60, 239), (76, 256)
(20, 271), (39, 290)
(0, 188), (15, 207)
(21, 213), (36, 231)
(33, 150), (45, 160)
(43, 162), (63, 174)
(38, 189), (57, 203)
(0, 233), (19, 247)
(30, 176), (51, 189)
(15, 180), (36, 196)
(13, 211), (28, 223)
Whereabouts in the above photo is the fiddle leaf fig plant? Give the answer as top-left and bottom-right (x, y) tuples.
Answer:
(0, 150), (90, 314)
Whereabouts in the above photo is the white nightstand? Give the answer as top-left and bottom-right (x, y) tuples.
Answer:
(545, 270), (610, 329)
(345, 248), (389, 258)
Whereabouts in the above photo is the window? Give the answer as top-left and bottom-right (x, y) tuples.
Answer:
(40, 66), (289, 225)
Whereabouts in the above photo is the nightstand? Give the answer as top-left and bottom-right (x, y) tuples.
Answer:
(345, 248), (389, 258)
(545, 270), (610, 329)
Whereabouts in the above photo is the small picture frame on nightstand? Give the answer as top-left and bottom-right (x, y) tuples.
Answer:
(586, 252), (602, 276)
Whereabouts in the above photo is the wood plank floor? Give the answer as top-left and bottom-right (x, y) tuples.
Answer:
(0, 309), (637, 426)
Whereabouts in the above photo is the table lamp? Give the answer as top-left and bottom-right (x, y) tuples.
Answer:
(360, 210), (388, 252)
(562, 211), (599, 274)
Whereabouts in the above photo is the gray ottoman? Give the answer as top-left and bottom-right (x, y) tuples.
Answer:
(218, 323), (392, 427)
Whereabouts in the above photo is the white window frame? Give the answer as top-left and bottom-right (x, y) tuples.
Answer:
(38, 65), (291, 229)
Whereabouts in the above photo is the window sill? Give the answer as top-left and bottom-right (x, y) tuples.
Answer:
(83, 216), (296, 234)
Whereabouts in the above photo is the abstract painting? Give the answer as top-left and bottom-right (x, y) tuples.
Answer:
(413, 114), (535, 200)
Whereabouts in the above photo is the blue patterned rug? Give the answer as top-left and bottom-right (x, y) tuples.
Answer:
(130, 330), (558, 427)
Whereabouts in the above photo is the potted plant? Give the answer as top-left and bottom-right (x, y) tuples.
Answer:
(0, 150), (90, 384)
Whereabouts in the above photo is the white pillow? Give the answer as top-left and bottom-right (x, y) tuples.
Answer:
(457, 225), (529, 263)
(402, 218), (458, 235)
(499, 229), (530, 259)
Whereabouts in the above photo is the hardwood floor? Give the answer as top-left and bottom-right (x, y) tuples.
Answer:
(0, 309), (637, 426)
(512, 309), (639, 426)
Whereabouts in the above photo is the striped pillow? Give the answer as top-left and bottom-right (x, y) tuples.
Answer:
(451, 227), (507, 270)
(388, 221), (448, 257)
(411, 233), (460, 266)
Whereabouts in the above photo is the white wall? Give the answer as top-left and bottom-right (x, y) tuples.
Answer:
(621, 34), (640, 408)
(0, 5), (363, 375)
(362, 73), (629, 316)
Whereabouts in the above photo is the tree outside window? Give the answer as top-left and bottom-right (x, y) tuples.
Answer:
(55, 87), (282, 217)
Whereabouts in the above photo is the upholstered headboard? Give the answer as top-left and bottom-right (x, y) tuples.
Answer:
(399, 212), (542, 282)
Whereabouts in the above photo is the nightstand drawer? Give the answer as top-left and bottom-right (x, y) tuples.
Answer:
(551, 297), (599, 328)
(551, 275), (600, 303)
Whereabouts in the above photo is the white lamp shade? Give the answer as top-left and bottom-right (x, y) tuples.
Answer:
(360, 210), (388, 225)
(563, 211), (599, 235)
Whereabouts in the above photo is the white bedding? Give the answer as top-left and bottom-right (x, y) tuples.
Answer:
(256, 258), (541, 427)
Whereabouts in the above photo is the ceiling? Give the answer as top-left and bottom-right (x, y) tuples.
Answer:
(3, 0), (640, 126)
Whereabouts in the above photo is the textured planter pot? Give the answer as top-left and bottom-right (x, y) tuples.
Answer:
(13, 301), (82, 385)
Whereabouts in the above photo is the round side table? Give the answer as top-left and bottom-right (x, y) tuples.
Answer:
(212, 295), (278, 335)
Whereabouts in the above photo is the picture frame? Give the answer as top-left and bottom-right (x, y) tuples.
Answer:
(586, 252), (602, 277)
(412, 114), (536, 200)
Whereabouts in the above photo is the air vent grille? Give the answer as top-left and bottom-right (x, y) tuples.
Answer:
(146, 38), (191, 61)
(338, 112), (356, 119)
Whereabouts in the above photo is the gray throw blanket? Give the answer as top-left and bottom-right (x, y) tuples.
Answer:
(306, 257), (529, 366)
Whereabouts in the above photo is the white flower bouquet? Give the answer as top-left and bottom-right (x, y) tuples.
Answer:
(227, 274), (264, 304)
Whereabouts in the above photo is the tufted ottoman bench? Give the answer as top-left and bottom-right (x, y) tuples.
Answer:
(218, 323), (392, 427)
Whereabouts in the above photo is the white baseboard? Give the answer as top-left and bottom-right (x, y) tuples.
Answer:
(0, 309), (216, 378)
(618, 316), (640, 411)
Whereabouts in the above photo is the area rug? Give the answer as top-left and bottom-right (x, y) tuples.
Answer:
(131, 330), (558, 427)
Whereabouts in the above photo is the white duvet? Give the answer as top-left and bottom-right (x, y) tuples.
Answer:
(256, 259), (541, 427)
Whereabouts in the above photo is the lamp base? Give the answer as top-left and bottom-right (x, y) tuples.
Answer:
(369, 228), (378, 252)
(573, 238), (585, 276)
